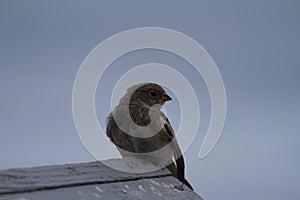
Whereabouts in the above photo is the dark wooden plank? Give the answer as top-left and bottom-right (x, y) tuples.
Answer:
(0, 176), (202, 200)
(0, 159), (170, 195)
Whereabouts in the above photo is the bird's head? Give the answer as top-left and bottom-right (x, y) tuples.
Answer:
(127, 83), (172, 107)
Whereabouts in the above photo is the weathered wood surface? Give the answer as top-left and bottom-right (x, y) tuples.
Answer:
(0, 159), (203, 200)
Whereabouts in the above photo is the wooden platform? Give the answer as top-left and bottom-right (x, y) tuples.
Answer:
(0, 159), (203, 200)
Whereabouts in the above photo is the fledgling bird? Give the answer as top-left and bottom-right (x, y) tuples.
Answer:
(106, 83), (193, 190)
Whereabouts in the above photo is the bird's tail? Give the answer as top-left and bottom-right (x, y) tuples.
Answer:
(166, 162), (194, 191)
(183, 178), (194, 191)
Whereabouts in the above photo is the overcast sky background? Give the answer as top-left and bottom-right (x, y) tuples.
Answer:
(1, 1), (300, 200)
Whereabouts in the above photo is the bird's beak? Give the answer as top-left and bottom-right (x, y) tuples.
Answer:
(162, 94), (172, 101)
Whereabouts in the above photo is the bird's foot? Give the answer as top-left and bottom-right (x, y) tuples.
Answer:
(174, 183), (184, 191)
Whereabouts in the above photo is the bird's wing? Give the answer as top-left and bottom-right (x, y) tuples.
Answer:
(106, 112), (135, 155)
(164, 117), (185, 183)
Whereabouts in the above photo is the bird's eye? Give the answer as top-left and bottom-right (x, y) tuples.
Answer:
(149, 90), (157, 97)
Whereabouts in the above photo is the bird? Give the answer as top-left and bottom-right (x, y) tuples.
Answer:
(106, 82), (193, 190)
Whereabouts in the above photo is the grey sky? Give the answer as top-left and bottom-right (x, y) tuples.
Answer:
(1, 1), (300, 199)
